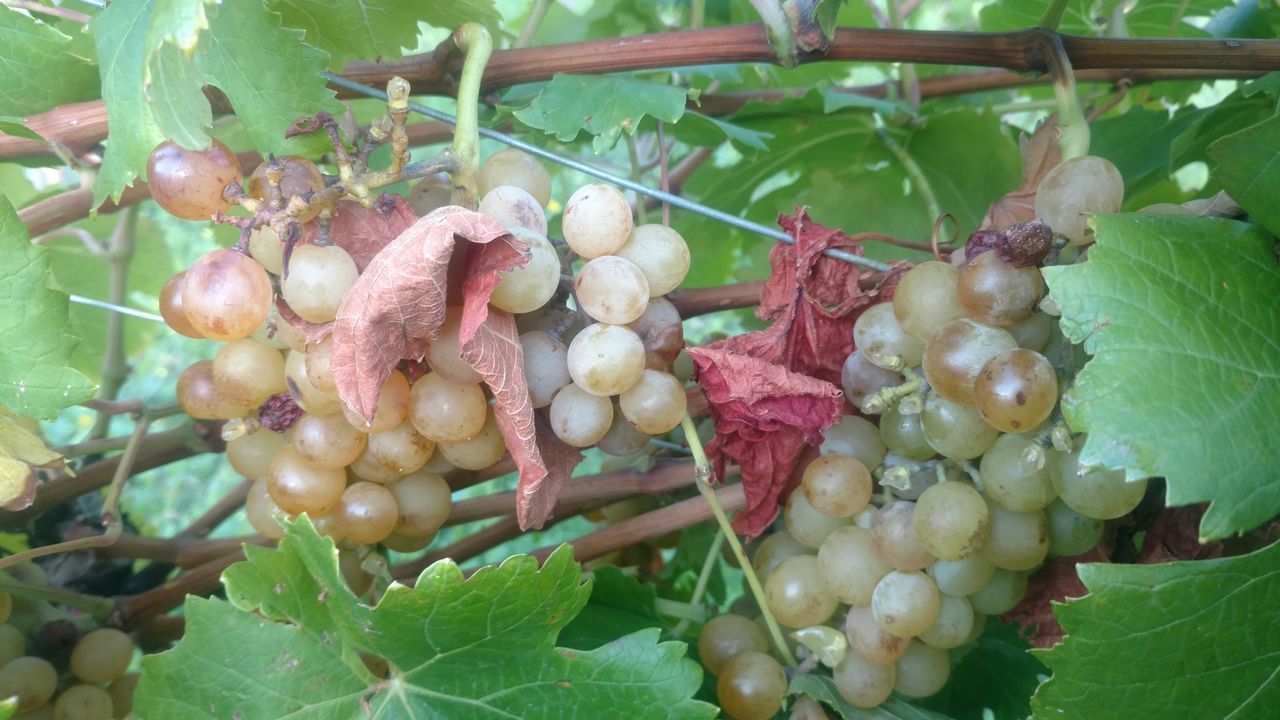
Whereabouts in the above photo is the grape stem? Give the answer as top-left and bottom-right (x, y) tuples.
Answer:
(450, 23), (494, 208)
(1040, 34), (1091, 159)
(672, 529), (725, 637)
(749, 0), (798, 67)
(0, 579), (115, 618)
(515, 0), (552, 48)
(679, 413), (798, 667)
(1037, 0), (1070, 30)
(877, 129), (940, 224)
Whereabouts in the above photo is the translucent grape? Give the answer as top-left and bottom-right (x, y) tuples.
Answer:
(957, 251), (1044, 325)
(0, 656), (57, 711)
(698, 614), (768, 676)
(0, 625), (25, 667)
(363, 420), (435, 476)
(785, 489), (851, 549)
(1049, 447), (1148, 520)
(182, 248), (273, 341)
(918, 594), (974, 649)
(854, 302), (925, 368)
(575, 255), (650, 324)
(566, 323), (646, 396)
(979, 433), (1056, 511)
(159, 271), (203, 338)
(285, 349), (342, 415)
(348, 447), (409, 485)
(267, 446), (347, 516)
(550, 383), (613, 447)
(871, 501), (935, 571)
(843, 605), (910, 666)
(968, 568), (1027, 614)
(892, 261), (966, 342)
(1046, 498), (1104, 556)
(929, 555), (996, 597)
(335, 481), (399, 544)
(407, 172), (452, 216)
(614, 224), (691, 296)
(562, 183), (633, 259)
(424, 307), (483, 384)
(304, 337), (336, 393)
(292, 412), (368, 468)
(272, 311), (309, 352)
(479, 185), (548, 235)
(750, 531), (809, 582)
(70, 628), (133, 684)
(920, 393), (998, 461)
(842, 352), (903, 410)
(973, 349), (1058, 433)
(311, 510), (347, 542)
(53, 684), (113, 720)
(247, 155), (325, 222)
(879, 405), (936, 462)
(802, 454), (872, 518)
(246, 477), (287, 540)
(107, 673), (139, 719)
(1034, 155), (1124, 245)
(818, 526), (890, 605)
(437, 411), (506, 470)
(478, 148), (552, 207)
(894, 640), (950, 698)
(520, 331), (571, 408)
(1007, 311), (1054, 352)
(491, 228), (560, 314)
(147, 139), (241, 220)
(343, 369), (411, 434)
(248, 225), (284, 275)
(618, 369), (686, 434)
(628, 298), (684, 369)
(281, 244), (359, 324)
(914, 481), (990, 560)
(982, 504), (1050, 571)
(213, 338), (287, 407)
(176, 360), (255, 420)
(595, 406), (653, 456)
(922, 319), (1018, 404)
(382, 530), (435, 553)
(872, 571), (941, 638)
(821, 416), (888, 470)
(716, 651), (787, 720)
(408, 372), (488, 443)
(388, 471), (452, 537)
(833, 652), (896, 709)
(764, 555), (838, 628)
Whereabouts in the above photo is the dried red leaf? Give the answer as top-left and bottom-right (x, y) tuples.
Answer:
(275, 298), (332, 345)
(300, 195), (419, 273)
(980, 116), (1061, 231)
(1003, 544), (1107, 648)
(532, 413), (585, 522)
(1136, 504), (1223, 565)
(687, 346), (843, 538)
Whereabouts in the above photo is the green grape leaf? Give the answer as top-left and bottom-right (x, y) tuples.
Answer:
(674, 111), (772, 150)
(269, 0), (438, 68)
(420, 0), (502, 30)
(0, 696), (16, 720)
(1207, 113), (1280, 238)
(919, 622), (1047, 720)
(147, 43), (213, 151)
(560, 565), (667, 650)
(1043, 214), (1280, 539)
(813, 0), (846, 37)
(514, 74), (688, 153)
(789, 674), (951, 719)
(0, 7), (99, 118)
(196, 0), (340, 158)
(821, 88), (913, 117)
(91, 0), (167, 206)
(137, 518), (716, 719)
(0, 198), (97, 420)
(979, 0), (1231, 37)
(1032, 541), (1280, 719)
(147, 0), (212, 53)
(0, 118), (40, 142)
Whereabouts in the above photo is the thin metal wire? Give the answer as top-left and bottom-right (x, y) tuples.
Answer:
(69, 295), (164, 323)
(322, 72), (895, 272)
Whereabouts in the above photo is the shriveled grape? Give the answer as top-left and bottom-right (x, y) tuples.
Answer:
(247, 155), (325, 222)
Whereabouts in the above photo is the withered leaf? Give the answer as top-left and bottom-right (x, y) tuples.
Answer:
(981, 115), (1061, 231)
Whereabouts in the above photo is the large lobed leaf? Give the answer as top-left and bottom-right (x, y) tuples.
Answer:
(0, 197), (96, 421)
(136, 518), (715, 719)
(514, 74), (688, 153)
(1208, 112), (1280, 239)
(268, 0), (490, 68)
(0, 7), (98, 118)
(1043, 213), (1280, 539)
(1032, 540), (1280, 719)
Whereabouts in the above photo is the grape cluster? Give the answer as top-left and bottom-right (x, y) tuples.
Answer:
(149, 139), (691, 567)
(0, 586), (138, 719)
(703, 156), (1147, 716)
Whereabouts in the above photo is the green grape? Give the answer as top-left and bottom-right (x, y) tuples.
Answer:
(107, 673), (140, 719)
(388, 471), (452, 538)
(614, 224), (691, 296)
(871, 570), (941, 638)
(479, 185), (547, 235)
(0, 594), (8, 625)
(69, 628), (134, 684)
(437, 411), (507, 470)
(1049, 447), (1148, 520)
(409, 372), (488, 443)
(982, 503), (1050, 571)
(281, 243), (361, 323)
(818, 526), (890, 606)
(842, 351), (904, 409)
(843, 605), (909, 666)
(520, 331), (572, 409)
(973, 349), (1058, 433)
(158, 271), (203, 339)
(0, 656), (57, 712)
(750, 531), (809, 582)
(979, 433), (1056, 511)
(0, 624), (25, 666)
(764, 555), (839, 628)
(292, 412), (369, 469)
(1007, 311), (1054, 352)
(894, 640), (950, 698)
(698, 615), (768, 676)
(968, 568), (1027, 615)
(478, 148), (552, 207)
(246, 477), (287, 540)
(491, 228), (559, 314)
(801, 454), (872, 518)
(913, 481), (990, 561)
(716, 651), (787, 720)
(53, 684), (113, 720)
(285, 350), (341, 415)
(833, 652), (896, 709)
(618, 370), (686, 434)
(424, 307), (484, 385)
(929, 555), (995, 597)
(821, 416), (888, 470)
(922, 319), (1018, 404)
(1034, 155), (1124, 245)
(854, 302), (925, 368)
(177, 360), (255, 421)
(562, 183), (633, 259)
(381, 530), (435, 553)
(879, 404), (936, 462)
(362, 420), (434, 478)
(1046, 498), (1105, 556)
(248, 224), (285, 275)
(871, 501), (935, 571)
(784, 489), (850, 549)
(227, 428), (288, 479)
(147, 139), (242, 220)
(892, 261), (966, 342)
(575, 256), (650, 325)
(920, 393), (998, 460)
(566, 323), (646, 396)
(957, 251), (1044, 325)
(408, 172), (452, 216)
(267, 446), (347, 516)
(918, 594), (974, 649)
(550, 383), (614, 447)
(336, 481), (399, 544)
(595, 405), (653, 456)
(342, 369), (411, 434)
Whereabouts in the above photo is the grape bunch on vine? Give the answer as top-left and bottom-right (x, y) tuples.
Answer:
(0, 1), (1278, 719)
